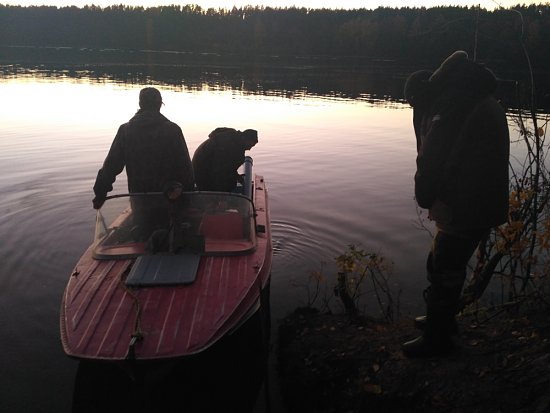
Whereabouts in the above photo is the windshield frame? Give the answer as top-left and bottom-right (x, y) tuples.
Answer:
(92, 191), (257, 259)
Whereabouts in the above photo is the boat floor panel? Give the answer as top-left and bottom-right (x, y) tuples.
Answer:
(125, 254), (200, 286)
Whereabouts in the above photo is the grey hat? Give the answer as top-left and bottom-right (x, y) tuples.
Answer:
(139, 87), (163, 110)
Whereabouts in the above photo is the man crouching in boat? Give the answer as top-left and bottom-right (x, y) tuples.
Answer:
(192, 127), (258, 192)
(403, 51), (510, 357)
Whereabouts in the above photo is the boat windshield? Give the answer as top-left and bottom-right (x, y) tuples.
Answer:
(93, 192), (256, 259)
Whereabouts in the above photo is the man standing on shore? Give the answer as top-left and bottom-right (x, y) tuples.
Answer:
(403, 51), (510, 357)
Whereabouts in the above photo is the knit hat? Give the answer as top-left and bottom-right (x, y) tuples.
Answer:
(242, 129), (258, 143)
(241, 129), (258, 150)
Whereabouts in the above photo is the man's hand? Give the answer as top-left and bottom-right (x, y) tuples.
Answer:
(92, 196), (106, 210)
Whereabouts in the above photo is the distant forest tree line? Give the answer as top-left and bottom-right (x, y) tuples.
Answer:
(0, 4), (549, 74)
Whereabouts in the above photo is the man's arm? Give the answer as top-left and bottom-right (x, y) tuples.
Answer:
(92, 125), (126, 208)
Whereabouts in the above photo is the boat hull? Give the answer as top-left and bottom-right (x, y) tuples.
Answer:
(60, 175), (272, 361)
(71, 300), (271, 411)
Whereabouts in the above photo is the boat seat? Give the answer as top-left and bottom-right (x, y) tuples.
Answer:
(199, 211), (244, 240)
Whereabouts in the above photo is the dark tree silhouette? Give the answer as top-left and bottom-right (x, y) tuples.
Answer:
(0, 4), (549, 74)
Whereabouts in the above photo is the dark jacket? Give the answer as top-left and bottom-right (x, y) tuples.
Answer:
(192, 128), (249, 192)
(414, 52), (509, 232)
(93, 110), (194, 198)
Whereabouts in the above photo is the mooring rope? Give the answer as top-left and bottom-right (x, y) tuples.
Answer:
(120, 269), (144, 360)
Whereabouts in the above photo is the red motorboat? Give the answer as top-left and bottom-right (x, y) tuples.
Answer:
(60, 158), (272, 361)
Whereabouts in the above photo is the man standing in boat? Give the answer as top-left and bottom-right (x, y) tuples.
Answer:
(192, 127), (258, 192)
(403, 51), (510, 357)
(92, 87), (195, 209)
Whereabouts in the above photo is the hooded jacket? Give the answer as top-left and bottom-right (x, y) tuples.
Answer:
(192, 127), (254, 192)
(93, 109), (195, 198)
(414, 51), (510, 232)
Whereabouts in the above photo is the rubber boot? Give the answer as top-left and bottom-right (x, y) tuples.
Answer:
(402, 333), (455, 358)
(414, 315), (458, 334)
(402, 285), (459, 358)
(402, 319), (455, 358)
(413, 285), (458, 333)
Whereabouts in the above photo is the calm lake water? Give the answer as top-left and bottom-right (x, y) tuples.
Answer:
(0, 63), (526, 412)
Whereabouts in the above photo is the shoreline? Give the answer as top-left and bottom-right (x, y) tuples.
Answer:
(276, 306), (550, 413)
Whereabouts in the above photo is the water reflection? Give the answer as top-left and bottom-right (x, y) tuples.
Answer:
(3, 45), (546, 111)
(0, 45), (418, 105)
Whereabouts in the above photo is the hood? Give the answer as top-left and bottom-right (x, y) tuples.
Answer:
(207, 127), (258, 150)
(429, 50), (497, 97)
(208, 127), (237, 141)
(208, 127), (246, 148)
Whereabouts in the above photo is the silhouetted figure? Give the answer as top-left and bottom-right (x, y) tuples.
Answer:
(404, 69), (433, 153)
(192, 127), (258, 192)
(403, 51), (510, 357)
(92, 87), (195, 208)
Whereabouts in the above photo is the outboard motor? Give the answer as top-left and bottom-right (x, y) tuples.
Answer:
(243, 156), (253, 198)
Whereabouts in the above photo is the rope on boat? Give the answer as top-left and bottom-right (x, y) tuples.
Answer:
(120, 269), (144, 360)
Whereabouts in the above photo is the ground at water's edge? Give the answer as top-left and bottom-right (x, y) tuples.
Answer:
(277, 307), (550, 413)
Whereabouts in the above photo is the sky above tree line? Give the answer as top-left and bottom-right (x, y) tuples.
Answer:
(2, 0), (542, 11)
